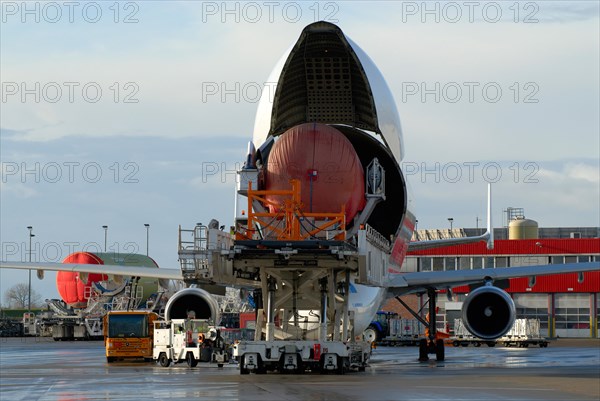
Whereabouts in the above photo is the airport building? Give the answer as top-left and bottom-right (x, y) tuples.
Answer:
(383, 224), (600, 338)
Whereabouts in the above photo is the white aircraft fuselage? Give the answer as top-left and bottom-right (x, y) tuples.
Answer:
(246, 21), (414, 335)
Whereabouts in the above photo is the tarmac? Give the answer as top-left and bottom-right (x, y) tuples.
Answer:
(0, 337), (598, 401)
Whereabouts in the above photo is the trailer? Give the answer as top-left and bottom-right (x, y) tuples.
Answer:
(0, 318), (23, 337)
(498, 318), (549, 348)
(450, 318), (548, 348)
(153, 319), (228, 368)
(233, 339), (370, 374)
(17, 309), (102, 340)
(51, 316), (103, 341)
(364, 313), (424, 346)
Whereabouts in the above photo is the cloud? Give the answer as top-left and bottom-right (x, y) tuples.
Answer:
(0, 181), (38, 198)
(538, 162), (600, 184)
(540, 2), (600, 23)
(564, 163), (600, 184)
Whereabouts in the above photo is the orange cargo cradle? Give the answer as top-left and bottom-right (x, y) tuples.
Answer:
(238, 179), (346, 241)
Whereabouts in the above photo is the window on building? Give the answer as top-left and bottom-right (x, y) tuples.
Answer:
(516, 307), (549, 329)
(514, 294), (549, 334)
(459, 257), (470, 270)
(512, 256), (546, 266)
(472, 257), (483, 269)
(555, 309), (590, 329)
(432, 258), (444, 271)
(550, 256), (564, 264)
(597, 294), (600, 332)
(495, 257), (509, 268)
(564, 256), (577, 264)
(555, 294), (591, 330)
(483, 257), (494, 268)
(445, 257), (456, 271)
(404, 257), (418, 273)
(578, 255), (591, 263)
(419, 257), (432, 272)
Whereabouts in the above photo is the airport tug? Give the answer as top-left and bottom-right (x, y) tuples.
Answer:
(153, 314), (228, 368)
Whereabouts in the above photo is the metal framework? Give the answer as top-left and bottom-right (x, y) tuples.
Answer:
(239, 179), (346, 241)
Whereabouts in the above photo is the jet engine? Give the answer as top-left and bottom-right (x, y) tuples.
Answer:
(461, 285), (516, 340)
(164, 288), (221, 324)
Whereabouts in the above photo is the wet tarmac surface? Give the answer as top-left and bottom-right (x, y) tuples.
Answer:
(1, 337), (599, 400)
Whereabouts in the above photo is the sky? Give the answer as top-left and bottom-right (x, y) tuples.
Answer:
(1, 1), (599, 302)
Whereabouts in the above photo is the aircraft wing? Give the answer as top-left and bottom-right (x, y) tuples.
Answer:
(388, 262), (600, 295)
(0, 261), (183, 280)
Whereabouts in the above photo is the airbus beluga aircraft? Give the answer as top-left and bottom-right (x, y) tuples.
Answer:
(2, 21), (598, 368)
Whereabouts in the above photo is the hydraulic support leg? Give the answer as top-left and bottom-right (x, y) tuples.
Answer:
(266, 277), (276, 342)
(341, 270), (350, 341)
(319, 278), (328, 342)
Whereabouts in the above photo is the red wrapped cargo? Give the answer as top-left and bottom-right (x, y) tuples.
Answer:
(57, 252), (107, 308)
(264, 123), (365, 223)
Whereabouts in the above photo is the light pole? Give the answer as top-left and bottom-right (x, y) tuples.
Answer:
(448, 218), (454, 230)
(144, 224), (150, 256)
(27, 226), (34, 311)
(102, 225), (108, 252)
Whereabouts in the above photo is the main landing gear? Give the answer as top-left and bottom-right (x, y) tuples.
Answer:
(395, 288), (445, 362)
(418, 338), (445, 362)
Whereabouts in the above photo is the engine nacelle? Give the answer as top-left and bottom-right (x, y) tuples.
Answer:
(164, 288), (220, 324)
(461, 285), (516, 340)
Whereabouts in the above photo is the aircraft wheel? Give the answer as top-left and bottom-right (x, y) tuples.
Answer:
(106, 357), (115, 363)
(435, 339), (445, 362)
(418, 339), (428, 361)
